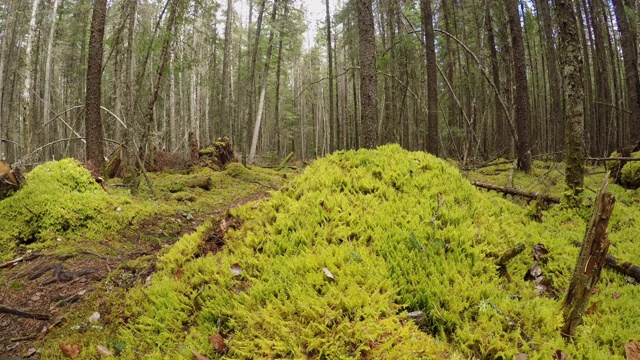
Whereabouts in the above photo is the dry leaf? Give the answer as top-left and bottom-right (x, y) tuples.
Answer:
(625, 341), (640, 360)
(96, 345), (113, 357)
(322, 267), (335, 280)
(59, 342), (82, 359)
(191, 350), (212, 360)
(220, 218), (229, 234)
(553, 350), (568, 360)
(592, 288), (601, 295)
(176, 268), (184, 280)
(88, 312), (101, 323)
(230, 263), (242, 276)
(532, 244), (549, 260)
(613, 292), (622, 300)
(586, 301), (600, 315)
(514, 354), (528, 360)
(209, 333), (228, 354)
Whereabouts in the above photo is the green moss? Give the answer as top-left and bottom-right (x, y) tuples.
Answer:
(0, 159), (165, 261)
(58, 145), (640, 359)
(620, 153), (640, 189)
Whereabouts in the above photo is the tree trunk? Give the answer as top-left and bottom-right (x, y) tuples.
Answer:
(22, 0), (41, 156)
(485, 6), (504, 157)
(325, 0), (336, 152)
(612, 0), (640, 144)
(421, 0), (439, 156)
(357, 0), (378, 149)
(504, 0), (532, 172)
(85, 0), (107, 173)
(556, 0), (586, 192)
(221, 0), (233, 138)
(248, 0), (279, 163)
(274, 26), (284, 156)
(43, 0), (61, 161)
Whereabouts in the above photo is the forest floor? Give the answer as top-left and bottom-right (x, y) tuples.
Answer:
(0, 161), (291, 359)
(1, 148), (640, 359)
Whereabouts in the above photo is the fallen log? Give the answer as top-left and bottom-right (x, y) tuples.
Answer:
(278, 152), (294, 170)
(0, 304), (50, 320)
(168, 176), (213, 193)
(471, 181), (561, 204)
(571, 241), (640, 283)
(562, 175), (615, 338)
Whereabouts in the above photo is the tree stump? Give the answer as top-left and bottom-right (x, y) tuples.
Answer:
(0, 161), (21, 200)
(562, 174), (615, 338)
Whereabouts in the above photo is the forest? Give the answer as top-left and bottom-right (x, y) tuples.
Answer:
(1, 0), (640, 359)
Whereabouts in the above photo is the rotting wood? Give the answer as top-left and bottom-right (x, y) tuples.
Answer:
(497, 243), (525, 282)
(571, 240), (640, 283)
(105, 145), (122, 178)
(562, 175), (615, 338)
(189, 131), (199, 161)
(471, 181), (561, 204)
(169, 176), (213, 193)
(0, 304), (50, 320)
(0, 161), (21, 199)
(278, 152), (294, 170)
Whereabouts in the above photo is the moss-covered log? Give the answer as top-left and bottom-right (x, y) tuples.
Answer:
(197, 136), (236, 170)
(562, 176), (615, 338)
(278, 152), (294, 170)
(168, 176), (213, 193)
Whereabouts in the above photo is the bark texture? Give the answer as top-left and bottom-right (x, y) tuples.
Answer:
(421, 0), (439, 156)
(357, 0), (378, 149)
(85, 0), (108, 173)
(556, 0), (585, 191)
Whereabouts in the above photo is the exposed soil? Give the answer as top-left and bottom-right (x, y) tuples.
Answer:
(0, 190), (270, 359)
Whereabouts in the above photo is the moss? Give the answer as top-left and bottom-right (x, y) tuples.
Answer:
(0, 159), (165, 261)
(620, 153), (640, 189)
(53, 146), (640, 359)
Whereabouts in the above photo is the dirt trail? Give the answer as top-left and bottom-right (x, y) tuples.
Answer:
(0, 190), (270, 359)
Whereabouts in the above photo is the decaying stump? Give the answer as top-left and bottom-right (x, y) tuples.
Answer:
(0, 161), (22, 200)
(562, 175), (615, 338)
(189, 131), (199, 162)
(197, 136), (237, 170)
(105, 146), (122, 178)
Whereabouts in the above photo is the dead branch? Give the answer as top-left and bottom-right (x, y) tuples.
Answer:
(471, 181), (561, 204)
(0, 304), (50, 320)
(587, 157), (640, 162)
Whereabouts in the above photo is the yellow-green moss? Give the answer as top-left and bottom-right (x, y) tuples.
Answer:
(0, 159), (165, 261)
(620, 153), (640, 189)
(88, 146), (640, 359)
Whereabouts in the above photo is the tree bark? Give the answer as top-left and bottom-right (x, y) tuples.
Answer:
(504, 0), (532, 172)
(485, 6), (504, 157)
(85, 0), (107, 173)
(562, 176), (614, 338)
(248, 0), (279, 164)
(612, 0), (640, 144)
(357, 0), (378, 149)
(221, 0), (233, 138)
(421, 0), (439, 156)
(326, 0), (336, 152)
(556, 0), (585, 192)
(22, 0), (42, 156)
(43, 0), (61, 160)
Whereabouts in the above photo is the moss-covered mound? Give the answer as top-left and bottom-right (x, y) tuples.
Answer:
(111, 145), (640, 359)
(0, 159), (157, 261)
(620, 152), (640, 189)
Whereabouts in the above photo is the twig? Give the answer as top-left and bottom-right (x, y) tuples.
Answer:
(0, 304), (50, 320)
(0, 253), (40, 269)
(587, 157), (640, 162)
(471, 181), (561, 204)
(10, 334), (38, 342)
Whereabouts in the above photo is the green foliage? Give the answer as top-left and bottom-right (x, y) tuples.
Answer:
(87, 146), (640, 358)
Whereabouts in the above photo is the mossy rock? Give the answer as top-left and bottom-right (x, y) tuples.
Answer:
(620, 152), (640, 189)
(103, 145), (640, 359)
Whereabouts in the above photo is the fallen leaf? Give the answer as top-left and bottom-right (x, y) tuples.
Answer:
(59, 342), (82, 359)
(585, 301), (600, 315)
(209, 333), (228, 354)
(592, 288), (601, 295)
(191, 350), (212, 360)
(532, 244), (549, 260)
(230, 263), (242, 276)
(613, 292), (622, 300)
(24, 348), (37, 357)
(176, 268), (184, 280)
(96, 345), (113, 357)
(220, 218), (229, 234)
(88, 312), (101, 323)
(553, 350), (568, 360)
(625, 341), (640, 360)
(322, 267), (335, 280)
(514, 354), (528, 360)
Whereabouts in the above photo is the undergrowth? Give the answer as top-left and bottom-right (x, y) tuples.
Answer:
(38, 146), (640, 359)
